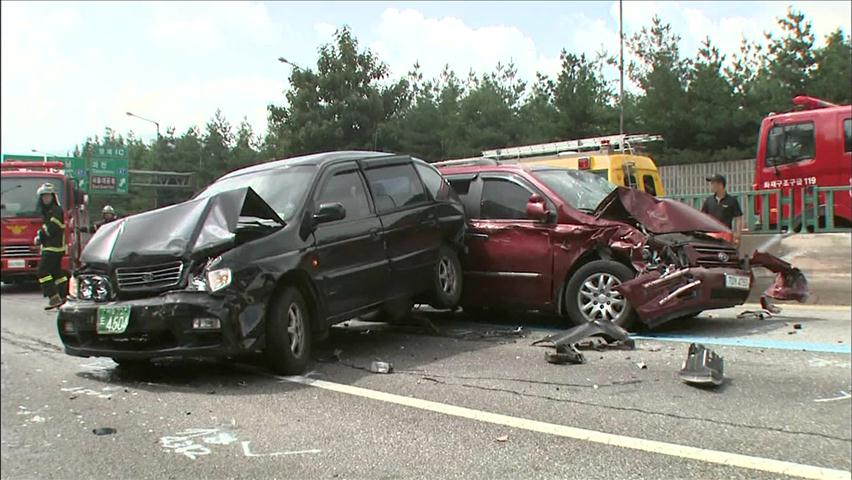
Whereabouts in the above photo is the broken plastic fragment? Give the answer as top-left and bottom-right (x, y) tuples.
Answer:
(545, 344), (585, 365)
(679, 343), (724, 387)
(369, 361), (393, 374)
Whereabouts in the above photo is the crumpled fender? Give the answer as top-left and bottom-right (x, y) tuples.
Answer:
(749, 251), (810, 303)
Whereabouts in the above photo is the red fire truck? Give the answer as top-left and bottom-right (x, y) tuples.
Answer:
(753, 96), (852, 231)
(1, 161), (89, 284)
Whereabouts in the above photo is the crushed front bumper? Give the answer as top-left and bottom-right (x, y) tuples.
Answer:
(57, 291), (247, 360)
(617, 267), (753, 328)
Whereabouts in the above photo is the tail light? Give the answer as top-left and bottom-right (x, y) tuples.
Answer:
(578, 157), (591, 170)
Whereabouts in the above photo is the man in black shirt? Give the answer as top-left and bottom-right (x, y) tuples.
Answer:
(701, 174), (743, 245)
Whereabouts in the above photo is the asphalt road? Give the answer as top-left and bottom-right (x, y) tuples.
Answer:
(2, 286), (851, 480)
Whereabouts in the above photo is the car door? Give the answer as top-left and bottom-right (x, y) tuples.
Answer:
(462, 174), (554, 308)
(311, 162), (389, 318)
(361, 156), (439, 299)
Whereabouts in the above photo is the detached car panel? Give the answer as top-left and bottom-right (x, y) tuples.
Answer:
(440, 164), (808, 328)
(59, 151), (466, 373)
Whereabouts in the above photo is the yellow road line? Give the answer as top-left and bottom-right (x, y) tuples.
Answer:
(280, 375), (851, 480)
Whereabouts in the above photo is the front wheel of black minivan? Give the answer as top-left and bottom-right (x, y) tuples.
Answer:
(265, 286), (312, 375)
(428, 246), (462, 309)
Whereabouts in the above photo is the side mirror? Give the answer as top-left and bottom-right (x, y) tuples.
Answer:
(526, 193), (550, 222)
(313, 202), (346, 224)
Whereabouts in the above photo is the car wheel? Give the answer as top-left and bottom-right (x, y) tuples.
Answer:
(429, 246), (462, 309)
(565, 260), (637, 328)
(265, 286), (312, 375)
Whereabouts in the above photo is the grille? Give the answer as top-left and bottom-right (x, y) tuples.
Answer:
(2, 245), (38, 257)
(692, 244), (740, 268)
(115, 261), (184, 291)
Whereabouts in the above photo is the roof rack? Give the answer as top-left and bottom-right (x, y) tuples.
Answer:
(481, 133), (663, 160)
(431, 157), (499, 168)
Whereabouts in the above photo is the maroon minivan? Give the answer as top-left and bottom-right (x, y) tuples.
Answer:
(438, 162), (805, 328)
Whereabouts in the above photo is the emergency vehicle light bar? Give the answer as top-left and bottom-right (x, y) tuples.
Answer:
(0, 161), (65, 170)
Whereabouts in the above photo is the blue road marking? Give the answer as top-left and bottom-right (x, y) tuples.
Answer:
(631, 334), (851, 354)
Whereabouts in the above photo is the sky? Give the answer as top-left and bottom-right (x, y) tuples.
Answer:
(2, 1), (850, 155)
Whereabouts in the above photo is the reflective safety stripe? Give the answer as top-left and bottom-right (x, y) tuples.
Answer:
(42, 246), (66, 253)
(38, 275), (54, 284)
(50, 217), (65, 229)
(55, 276), (68, 284)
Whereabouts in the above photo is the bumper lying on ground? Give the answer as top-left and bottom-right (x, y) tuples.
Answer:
(57, 291), (244, 360)
(617, 267), (753, 328)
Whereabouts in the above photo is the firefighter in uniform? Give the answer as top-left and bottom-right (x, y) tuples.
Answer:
(81, 205), (119, 233)
(34, 183), (68, 310)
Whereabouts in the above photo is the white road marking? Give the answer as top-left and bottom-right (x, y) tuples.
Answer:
(815, 391), (852, 403)
(279, 375), (851, 480)
(240, 441), (321, 457)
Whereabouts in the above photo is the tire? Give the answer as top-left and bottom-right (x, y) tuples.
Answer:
(564, 260), (637, 328)
(264, 286), (312, 375)
(428, 245), (463, 309)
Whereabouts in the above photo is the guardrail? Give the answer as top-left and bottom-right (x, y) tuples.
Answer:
(663, 186), (852, 233)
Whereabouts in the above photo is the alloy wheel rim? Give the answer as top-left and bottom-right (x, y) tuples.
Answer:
(438, 257), (457, 295)
(577, 272), (627, 323)
(287, 303), (304, 357)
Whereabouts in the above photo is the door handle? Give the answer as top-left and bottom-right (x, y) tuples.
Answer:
(467, 233), (489, 240)
(368, 228), (381, 239)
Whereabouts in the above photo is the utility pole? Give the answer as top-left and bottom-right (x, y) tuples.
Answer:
(619, 0), (625, 136)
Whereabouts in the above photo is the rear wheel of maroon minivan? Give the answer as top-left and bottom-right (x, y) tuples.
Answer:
(265, 286), (312, 375)
(428, 245), (463, 309)
(564, 260), (637, 328)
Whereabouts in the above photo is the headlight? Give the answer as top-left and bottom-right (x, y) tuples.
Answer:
(68, 276), (78, 299)
(205, 268), (232, 293)
(77, 275), (112, 302)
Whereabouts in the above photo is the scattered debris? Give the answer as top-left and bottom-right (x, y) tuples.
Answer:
(92, 427), (117, 436)
(814, 391), (852, 403)
(369, 361), (393, 374)
(760, 296), (782, 314)
(545, 344), (585, 365)
(737, 310), (773, 321)
(533, 319), (633, 360)
(787, 331), (797, 335)
(793, 323), (803, 330)
(679, 343), (724, 387)
(317, 348), (343, 363)
(647, 345), (662, 352)
(495, 435), (509, 443)
(635, 362), (648, 370)
(30, 415), (45, 423)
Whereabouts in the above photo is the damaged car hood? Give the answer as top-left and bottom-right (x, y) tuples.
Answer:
(594, 187), (729, 234)
(81, 187), (283, 266)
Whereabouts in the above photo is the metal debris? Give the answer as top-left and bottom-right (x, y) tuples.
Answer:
(793, 323), (803, 330)
(369, 361), (393, 374)
(495, 435), (509, 443)
(545, 344), (585, 365)
(92, 427), (117, 436)
(679, 343), (724, 387)
(737, 310), (773, 321)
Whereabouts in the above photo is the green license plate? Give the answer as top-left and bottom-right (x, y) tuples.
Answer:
(97, 306), (131, 335)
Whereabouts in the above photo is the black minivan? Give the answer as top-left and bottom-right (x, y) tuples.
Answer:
(58, 151), (465, 374)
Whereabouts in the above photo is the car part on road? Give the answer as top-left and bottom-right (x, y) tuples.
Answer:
(736, 310), (773, 321)
(92, 427), (117, 436)
(679, 343), (724, 387)
(533, 319), (632, 350)
(369, 361), (394, 374)
(545, 344), (585, 365)
(750, 251), (810, 303)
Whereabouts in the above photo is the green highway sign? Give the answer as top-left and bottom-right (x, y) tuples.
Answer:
(88, 145), (129, 195)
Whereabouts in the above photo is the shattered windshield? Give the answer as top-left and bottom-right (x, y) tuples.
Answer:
(1, 177), (64, 218)
(196, 166), (316, 222)
(533, 169), (617, 212)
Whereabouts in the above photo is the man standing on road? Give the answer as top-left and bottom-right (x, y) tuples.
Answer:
(701, 174), (743, 246)
(34, 183), (67, 310)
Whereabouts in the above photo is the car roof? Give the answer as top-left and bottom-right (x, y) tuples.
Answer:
(218, 150), (394, 180)
(437, 163), (562, 176)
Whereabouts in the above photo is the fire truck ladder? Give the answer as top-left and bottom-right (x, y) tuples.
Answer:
(481, 133), (664, 161)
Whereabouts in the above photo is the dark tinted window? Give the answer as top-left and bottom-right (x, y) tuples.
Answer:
(643, 175), (657, 196)
(480, 178), (532, 220)
(365, 163), (427, 213)
(316, 170), (371, 221)
(765, 122), (816, 166)
(844, 119), (851, 153)
(1, 177), (65, 218)
(414, 162), (446, 200)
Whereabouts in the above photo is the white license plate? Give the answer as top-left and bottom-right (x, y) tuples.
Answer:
(7, 259), (25, 269)
(725, 274), (751, 290)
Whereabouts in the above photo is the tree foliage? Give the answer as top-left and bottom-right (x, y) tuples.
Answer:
(80, 8), (850, 215)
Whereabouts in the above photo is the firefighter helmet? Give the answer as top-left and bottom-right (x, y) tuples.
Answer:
(36, 183), (56, 196)
(102, 205), (115, 215)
